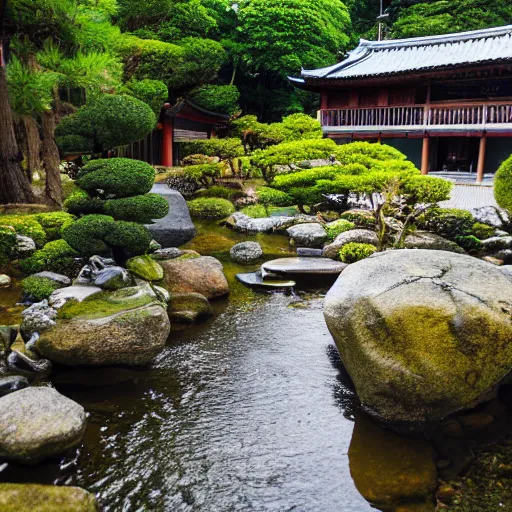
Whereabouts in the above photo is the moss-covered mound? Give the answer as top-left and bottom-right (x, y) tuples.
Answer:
(324, 249), (512, 428)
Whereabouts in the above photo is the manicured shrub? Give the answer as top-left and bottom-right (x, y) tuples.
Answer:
(56, 134), (94, 155)
(340, 210), (376, 227)
(417, 208), (474, 240)
(0, 226), (17, 265)
(401, 176), (452, 204)
(124, 79), (168, 115)
(165, 171), (199, 198)
(455, 235), (482, 252)
(183, 163), (223, 188)
(187, 198), (235, 219)
(0, 215), (46, 247)
(339, 242), (377, 263)
(33, 212), (76, 241)
(19, 239), (83, 277)
(62, 214), (115, 256)
(188, 84), (240, 115)
(241, 204), (269, 218)
(56, 94), (156, 153)
(325, 219), (355, 241)
(495, 155), (512, 212)
(77, 158), (155, 198)
(21, 276), (61, 301)
(472, 222), (495, 240)
(334, 142), (407, 164)
(64, 190), (104, 215)
(182, 154), (215, 166)
(256, 187), (294, 207)
(194, 186), (245, 201)
(104, 194), (169, 223)
(105, 222), (153, 256)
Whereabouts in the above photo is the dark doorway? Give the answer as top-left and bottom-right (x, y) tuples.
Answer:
(434, 137), (480, 172)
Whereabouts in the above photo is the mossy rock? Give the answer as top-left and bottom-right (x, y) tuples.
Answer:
(324, 249), (512, 428)
(126, 255), (164, 281)
(0, 484), (98, 512)
(168, 292), (213, 323)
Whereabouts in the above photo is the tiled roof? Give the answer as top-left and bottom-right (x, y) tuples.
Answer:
(297, 25), (512, 81)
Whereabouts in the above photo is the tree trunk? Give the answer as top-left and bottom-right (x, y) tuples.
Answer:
(41, 110), (62, 207)
(23, 115), (41, 182)
(0, 66), (35, 204)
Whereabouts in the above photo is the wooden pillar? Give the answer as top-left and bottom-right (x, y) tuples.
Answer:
(162, 117), (173, 167)
(476, 135), (487, 183)
(421, 136), (430, 175)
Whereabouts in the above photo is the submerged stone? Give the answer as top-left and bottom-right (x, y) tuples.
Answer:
(230, 241), (263, 263)
(324, 249), (512, 428)
(0, 483), (98, 512)
(262, 257), (347, 276)
(0, 387), (86, 463)
(0, 274), (11, 289)
(236, 272), (296, 290)
(168, 292), (213, 323)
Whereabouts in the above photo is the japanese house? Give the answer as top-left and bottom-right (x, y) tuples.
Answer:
(289, 25), (512, 182)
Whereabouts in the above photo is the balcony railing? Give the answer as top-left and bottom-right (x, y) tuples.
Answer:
(321, 103), (512, 131)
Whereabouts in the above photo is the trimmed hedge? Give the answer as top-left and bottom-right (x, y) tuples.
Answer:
(105, 221), (153, 256)
(21, 276), (61, 301)
(64, 190), (104, 215)
(62, 214), (115, 256)
(495, 155), (512, 212)
(76, 158), (155, 198)
(194, 186), (245, 202)
(33, 212), (76, 241)
(187, 198), (235, 219)
(104, 194), (169, 223)
(19, 239), (82, 277)
(339, 242), (377, 263)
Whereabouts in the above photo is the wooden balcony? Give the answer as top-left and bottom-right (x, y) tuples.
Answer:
(320, 102), (512, 134)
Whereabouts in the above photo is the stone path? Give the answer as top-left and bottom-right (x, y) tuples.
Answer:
(439, 184), (498, 211)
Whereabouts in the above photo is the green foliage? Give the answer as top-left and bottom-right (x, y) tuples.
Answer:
(182, 139), (244, 172)
(77, 158), (155, 198)
(183, 163), (224, 187)
(417, 208), (475, 240)
(256, 187), (294, 207)
(64, 189), (104, 215)
(105, 221), (153, 256)
(325, 219), (356, 241)
(33, 212), (76, 241)
(455, 235), (482, 253)
(472, 222), (495, 240)
(0, 226), (17, 265)
(104, 194), (169, 223)
(19, 239), (82, 277)
(56, 95), (156, 153)
(194, 186), (245, 201)
(339, 242), (377, 263)
(401, 176), (453, 204)
(334, 142), (407, 164)
(231, 115), (286, 152)
(123, 79), (168, 115)
(62, 214), (114, 256)
(495, 155), (512, 213)
(56, 135), (95, 155)
(391, 0), (512, 39)
(0, 215), (46, 248)
(188, 84), (240, 115)
(21, 276), (61, 301)
(187, 198), (235, 219)
(340, 210), (376, 228)
(280, 114), (323, 141)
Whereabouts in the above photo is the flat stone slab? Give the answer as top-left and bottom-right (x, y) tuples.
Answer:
(262, 257), (347, 276)
(236, 272), (296, 289)
(49, 285), (102, 308)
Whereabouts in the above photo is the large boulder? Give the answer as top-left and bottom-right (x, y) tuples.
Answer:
(146, 184), (196, 247)
(226, 212), (320, 234)
(0, 484), (98, 512)
(322, 229), (378, 259)
(287, 223), (327, 248)
(36, 286), (170, 366)
(404, 231), (465, 253)
(161, 256), (229, 299)
(0, 387), (86, 462)
(324, 249), (512, 428)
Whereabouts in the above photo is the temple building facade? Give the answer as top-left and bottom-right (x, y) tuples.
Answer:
(290, 25), (512, 182)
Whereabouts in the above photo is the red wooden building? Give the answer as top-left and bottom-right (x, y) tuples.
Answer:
(290, 25), (512, 182)
(121, 99), (230, 167)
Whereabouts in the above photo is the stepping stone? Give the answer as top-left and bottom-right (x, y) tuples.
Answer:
(262, 257), (347, 276)
(236, 272), (296, 289)
(296, 248), (324, 257)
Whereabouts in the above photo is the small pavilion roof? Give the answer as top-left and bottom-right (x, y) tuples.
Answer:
(291, 24), (512, 84)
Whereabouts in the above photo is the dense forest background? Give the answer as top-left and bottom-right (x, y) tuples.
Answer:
(0, 0), (511, 203)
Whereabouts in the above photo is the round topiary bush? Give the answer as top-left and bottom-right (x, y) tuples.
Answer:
(62, 215), (115, 257)
(104, 221), (153, 256)
(495, 155), (512, 212)
(19, 239), (83, 277)
(21, 276), (61, 301)
(104, 194), (169, 223)
(339, 242), (377, 263)
(77, 159), (155, 198)
(64, 190), (104, 215)
(33, 212), (76, 241)
(187, 198), (235, 220)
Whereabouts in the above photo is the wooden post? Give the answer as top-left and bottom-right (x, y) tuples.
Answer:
(162, 117), (173, 167)
(476, 135), (487, 183)
(421, 136), (430, 175)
